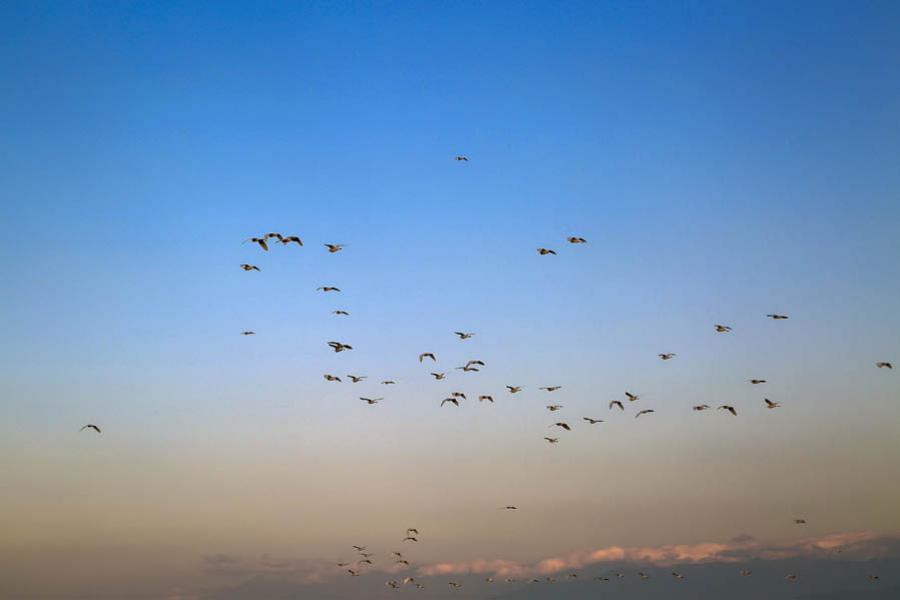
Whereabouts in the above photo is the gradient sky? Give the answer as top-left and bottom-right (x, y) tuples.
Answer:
(1, 1), (899, 598)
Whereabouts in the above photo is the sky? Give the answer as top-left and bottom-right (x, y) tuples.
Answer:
(1, 1), (899, 598)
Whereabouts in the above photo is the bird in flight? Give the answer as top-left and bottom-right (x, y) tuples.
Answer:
(406, 528), (418, 536)
(625, 391), (640, 402)
(441, 398), (459, 407)
(357, 559), (372, 565)
(507, 385), (523, 393)
(347, 375), (367, 383)
(478, 395), (494, 403)
(749, 379), (767, 385)
(537, 247), (557, 255)
(328, 341), (353, 353)
(324, 374), (341, 382)
(246, 237), (269, 251)
(767, 313), (789, 320)
(381, 380), (396, 385)
(333, 310), (350, 316)
(317, 286), (340, 292)
(450, 392), (466, 400)
(719, 405), (737, 416)
(347, 569), (360, 576)
(385, 581), (400, 589)
(402, 536), (418, 542)
(609, 400), (624, 411)
(503, 506), (518, 510)
(360, 397), (381, 405)
(794, 518), (807, 524)
(550, 422), (571, 431)
(454, 331), (475, 339)
(583, 417), (604, 424)
(455, 155), (468, 161)
(540, 385), (562, 392)
(693, 404), (710, 411)
(241, 331), (255, 335)
(546, 404), (563, 411)
(352, 546), (367, 551)
(280, 235), (303, 246)
(544, 437), (559, 444)
(80, 424), (101, 433)
(456, 364), (480, 372)
(263, 232), (283, 241)
(658, 353), (676, 360)
(567, 236), (587, 244)
(868, 575), (880, 582)
(714, 324), (732, 332)
(358, 552), (373, 558)
(785, 574), (798, 581)
(324, 243), (344, 253)
(635, 409), (655, 418)
(876, 361), (893, 369)
(430, 372), (446, 380)
(239, 264), (260, 271)
(764, 398), (780, 409)
(671, 572), (685, 580)
(419, 352), (436, 363)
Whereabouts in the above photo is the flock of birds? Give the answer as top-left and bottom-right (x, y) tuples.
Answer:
(77, 157), (894, 595)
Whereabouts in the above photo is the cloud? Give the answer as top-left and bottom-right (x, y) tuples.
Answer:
(416, 531), (900, 578)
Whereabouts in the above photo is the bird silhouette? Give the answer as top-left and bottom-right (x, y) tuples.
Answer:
(241, 331), (255, 335)
(333, 310), (350, 316)
(764, 398), (780, 409)
(719, 405), (737, 416)
(749, 379), (767, 384)
(441, 398), (459, 407)
(546, 404), (563, 411)
(551, 422), (571, 431)
(430, 372), (446, 380)
(876, 361), (893, 369)
(360, 397), (381, 405)
(567, 236), (587, 244)
(537, 248), (557, 255)
(583, 417), (604, 424)
(328, 341), (352, 352)
(540, 385), (562, 392)
(635, 409), (655, 418)
(767, 313), (789, 319)
(281, 235), (302, 246)
(544, 437), (559, 443)
(239, 264), (260, 271)
(714, 324), (732, 332)
(347, 375), (367, 383)
(324, 374), (341, 382)
(245, 237), (269, 251)
(693, 404), (710, 411)
(454, 155), (468, 162)
(658, 353), (676, 360)
(478, 395), (494, 403)
(454, 331), (475, 339)
(80, 424), (101, 433)
(317, 286), (341, 292)
(609, 400), (624, 411)
(506, 385), (523, 393)
(419, 352), (436, 363)
(324, 243), (344, 253)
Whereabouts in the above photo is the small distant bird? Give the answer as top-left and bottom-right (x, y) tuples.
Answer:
(333, 310), (350, 316)
(336, 562), (349, 567)
(794, 518), (807, 524)
(402, 536), (418, 542)
(583, 417), (604, 424)
(658, 353), (676, 360)
(281, 235), (303, 246)
(609, 400), (624, 411)
(876, 361), (893, 369)
(450, 391), (466, 400)
(392, 552), (402, 558)
(507, 385), (523, 393)
(406, 528), (418, 536)
(430, 372), (446, 380)
(537, 248), (557, 256)
(324, 374), (341, 382)
(360, 397), (381, 405)
(546, 404), (563, 412)
(448, 581), (461, 588)
(241, 331), (255, 335)
(441, 398), (459, 407)
(638, 572), (649, 580)
(465, 360), (485, 368)
(347, 375), (367, 383)
(381, 380), (396, 385)
(324, 244), (344, 253)
(567, 236), (587, 244)
(328, 341), (353, 352)
(359, 552), (373, 558)
(503, 506), (518, 510)
(785, 574), (798, 581)
(635, 409), (655, 419)
(485, 577), (494, 583)
(478, 395), (494, 403)
(544, 437), (559, 444)
(625, 391), (640, 402)
(419, 352), (436, 363)
(714, 324), (732, 332)
(395, 559), (410, 566)
(246, 237), (269, 251)
(454, 155), (468, 162)
(80, 424), (101, 433)
(868, 575), (880, 582)
(347, 569), (360, 576)
(263, 232), (283, 241)
(456, 365), (480, 372)
(317, 286), (341, 292)
(386, 581), (400, 589)
(749, 379), (767, 385)
(540, 386), (562, 392)
(740, 570), (752, 577)
(352, 546), (367, 551)
(764, 398), (780, 409)
(693, 404), (710, 411)
(454, 331), (475, 339)
(719, 405), (737, 416)
(403, 576), (415, 584)
(767, 314), (789, 320)
(358, 559), (372, 565)
(551, 422), (571, 431)
(671, 572), (685, 580)
(240, 264), (260, 271)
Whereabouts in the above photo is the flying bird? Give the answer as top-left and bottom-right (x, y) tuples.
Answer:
(794, 518), (807, 524)
(546, 404), (563, 411)
(537, 248), (557, 255)
(395, 559), (410, 566)
(324, 243), (344, 253)
(454, 155), (468, 162)
(693, 404), (711, 411)
(635, 409), (655, 418)
(506, 385), (523, 393)
(347, 375), (367, 383)
(360, 397), (381, 405)
(478, 395), (494, 403)
(625, 391), (640, 402)
(672, 572), (685, 580)
(441, 398), (459, 407)
(450, 392), (466, 399)
(719, 405), (737, 416)
(317, 286), (341, 292)
(430, 372), (446, 380)
(402, 536), (418, 542)
(454, 331), (475, 339)
(609, 400), (624, 411)
(280, 235), (303, 246)
(465, 360), (485, 368)
(583, 417), (604, 424)
(456, 364), (480, 372)
(544, 437), (559, 444)
(419, 352), (436, 363)
(551, 422), (571, 431)
(80, 424), (101, 433)
(785, 574), (798, 581)
(333, 310), (350, 316)
(868, 575), (880, 582)
(567, 236), (587, 244)
(328, 341), (353, 352)
(323, 374), (341, 382)
(876, 361), (893, 369)
(406, 528), (418, 536)
(381, 380), (396, 385)
(245, 237), (268, 251)
(352, 546), (367, 551)
(540, 386), (562, 392)
(764, 398), (780, 409)
(241, 331), (255, 335)
(767, 314), (789, 320)
(239, 264), (260, 271)
(714, 324), (732, 332)
(658, 353), (676, 360)
(347, 569), (360, 576)
(503, 506), (518, 510)
(263, 232), (283, 241)
(749, 379), (767, 385)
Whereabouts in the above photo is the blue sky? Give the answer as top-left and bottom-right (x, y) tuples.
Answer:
(1, 2), (899, 598)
